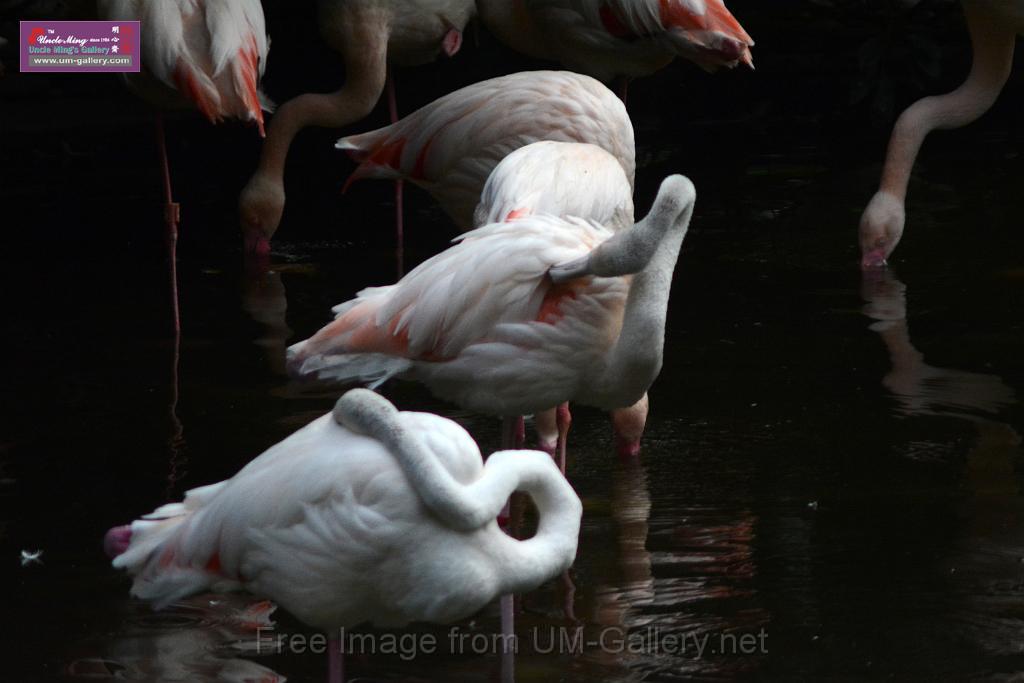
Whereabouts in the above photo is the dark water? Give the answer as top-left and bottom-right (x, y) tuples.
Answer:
(4, 5), (1024, 679)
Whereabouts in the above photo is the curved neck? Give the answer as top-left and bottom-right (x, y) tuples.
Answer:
(333, 392), (581, 576)
(335, 394), (501, 531)
(472, 451), (582, 594)
(251, 11), (389, 185)
(596, 204), (691, 403)
(878, 4), (1015, 201)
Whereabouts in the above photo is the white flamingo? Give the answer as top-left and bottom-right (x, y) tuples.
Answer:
(476, 0), (753, 87)
(287, 174), (695, 455)
(238, 0), (476, 258)
(105, 389), (581, 683)
(474, 141), (649, 460)
(337, 70), (635, 231)
(859, 0), (1024, 267)
(99, 0), (272, 332)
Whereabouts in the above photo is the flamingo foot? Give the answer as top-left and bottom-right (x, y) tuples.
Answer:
(103, 525), (132, 558)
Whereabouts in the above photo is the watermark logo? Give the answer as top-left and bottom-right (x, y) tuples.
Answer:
(20, 20), (140, 73)
(253, 626), (769, 661)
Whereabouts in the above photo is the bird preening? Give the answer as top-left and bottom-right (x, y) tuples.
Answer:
(106, 389), (582, 680)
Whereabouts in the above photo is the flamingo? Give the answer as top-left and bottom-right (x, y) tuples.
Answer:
(337, 70), (635, 231)
(98, 0), (272, 333)
(859, 0), (1023, 267)
(105, 388), (581, 683)
(237, 0), (475, 260)
(474, 141), (649, 460)
(286, 174), (695, 457)
(475, 0), (754, 94)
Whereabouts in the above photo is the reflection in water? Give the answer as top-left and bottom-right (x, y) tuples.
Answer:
(861, 266), (1016, 420)
(592, 461), (654, 639)
(240, 267), (292, 377)
(68, 595), (284, 682)
(165, 334), (187, 498)
(862, 266), (1024, 667)
(588, 460), (767, 679)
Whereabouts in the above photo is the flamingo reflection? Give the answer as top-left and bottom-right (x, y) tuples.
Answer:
(589, 459), (766, 677)
(67, 594), (283, 682)
(861, 266), (1015, 420)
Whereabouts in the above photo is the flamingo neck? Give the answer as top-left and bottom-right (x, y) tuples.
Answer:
(339, 394), (580, 591)
(596, 208), (689, 405)
(479, 451), (582, 594)
(878, 5), (1015, 201)
(251, 7), (390, 187)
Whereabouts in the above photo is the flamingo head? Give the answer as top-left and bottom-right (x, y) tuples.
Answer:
(612, 395), (649, 459)
(663, 0), (755, 72)
(239, 174), (284, 256)
(859, 191), (905, 268)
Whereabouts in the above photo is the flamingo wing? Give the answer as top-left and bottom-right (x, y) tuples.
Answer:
(112, 410), (487, 626)
(338, 71), (635, 228)
(289, 215), (612, 374)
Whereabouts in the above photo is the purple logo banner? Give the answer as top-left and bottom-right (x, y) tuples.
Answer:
(20, 20), (140, 73)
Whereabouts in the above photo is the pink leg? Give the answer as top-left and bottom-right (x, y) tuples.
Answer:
(328, 636), (343, 683)
(386, 68), (404, 278)
(164, 312), (185, 499)
(555, 403), (571, 474)
(534, 408), (558, 455)
(497, 416), (524, 526)
(155, 114), (181, 336)
(156, 116), (185, 498)
(561, 570), (577, 622)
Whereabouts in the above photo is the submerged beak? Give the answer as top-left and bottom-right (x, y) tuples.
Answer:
(860, 247), (889, 269)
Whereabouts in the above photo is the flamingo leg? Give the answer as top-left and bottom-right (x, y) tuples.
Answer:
(155, 114), (181, 336)
(155, 115), (185, 496)
(386, 67), (405, 278)
(534, 408), (558, 455)
(328, 636), (344, 683)
(500, 593), (515, 682)
(561, 570), (578, 622)
(498, 415), (524, 680)
(555, 403), (571, 474)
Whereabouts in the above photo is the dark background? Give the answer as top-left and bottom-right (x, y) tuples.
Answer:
(2, 2), (1024, 680)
